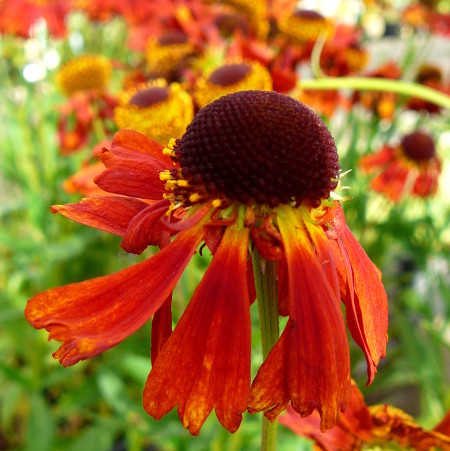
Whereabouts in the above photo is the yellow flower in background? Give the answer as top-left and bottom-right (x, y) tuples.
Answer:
(145, 31), (197, 79)
(278, 9), (335, 44)
(57, 55), (112, 96)
(114, 79), (194, 144)
(193, 59), (272, 108)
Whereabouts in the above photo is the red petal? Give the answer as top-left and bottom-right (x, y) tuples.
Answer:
(95, 130), (173, 199)
(95, 152), (167, 200)
(51, 196), (149, 236)
(328, 204), (388, 384)
(25, 220), (206, 366)
(143, 225), (251, 435)
(111, 129), (172, 163)
(120, 199), (171, 254)
(249, 205), (351, 431)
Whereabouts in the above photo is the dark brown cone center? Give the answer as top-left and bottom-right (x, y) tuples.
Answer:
(207, 63), (251, 87)
(401, 131), (436, 161)
(129, 87), (169, 107)
(158, 31), (188, 46)
(175, 90), (340, 207)
(293, 9), (324, 20)
(214, 13), (249, 37)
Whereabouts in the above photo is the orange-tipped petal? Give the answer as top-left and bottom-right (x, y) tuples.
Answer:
(144, 225), (251, 435)
(51, 196), (149, 236)
(249, 205), (351, 431)
(328, 205), (388, 384)
(25, 220), (206, 366)
(120, 199), (171, 254)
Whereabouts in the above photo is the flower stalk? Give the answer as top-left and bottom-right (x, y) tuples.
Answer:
(298, 77), (450, 109)
(252, 249), (279, 451)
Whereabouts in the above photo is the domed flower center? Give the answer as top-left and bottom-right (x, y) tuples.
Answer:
(171, 90), (339, 207)
(293, 9), (324, 20)
(401, 131), (436, 161)
(207, 64), (251, 87)
(158, 31), (188, 46)
(129, 87), (169, 107)
(214, 13), (249, 37)
(416, 65), (442, 84)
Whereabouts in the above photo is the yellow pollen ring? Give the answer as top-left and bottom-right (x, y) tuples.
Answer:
(189, 193), (202, 203)
(162, 147), (176, 157)
(159, 170), (174, 181)
(165, 180), (190, 189)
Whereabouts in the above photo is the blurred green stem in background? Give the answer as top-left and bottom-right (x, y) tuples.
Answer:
(299, 77), (450, 109)
(252, 249), (279, 451)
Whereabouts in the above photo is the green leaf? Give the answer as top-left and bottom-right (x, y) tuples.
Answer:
(25, 393), (55, 451)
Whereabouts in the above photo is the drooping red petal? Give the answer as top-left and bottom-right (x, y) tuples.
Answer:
(249, 205), (351, 431)
(120, 199), (171, 254)
(51, 196), (150, 236)
(25, 220), (207, 366)
(327, 204), (388, 385)
(95, 130), (173, 200)
(144, 225), (251, 435)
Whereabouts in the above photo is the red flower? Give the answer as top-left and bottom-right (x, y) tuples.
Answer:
(360, 131), (441, 202)
(0, 0), (69, 38)
(26, 91), (388, 435)
(280, 381), (450, 450)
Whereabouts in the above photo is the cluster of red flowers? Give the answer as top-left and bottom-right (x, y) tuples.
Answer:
(5, 0), (447, 446)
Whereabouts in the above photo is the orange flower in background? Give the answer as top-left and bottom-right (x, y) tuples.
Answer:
(119, 0), (219, 51)
(193, 59), (273, 108)
(280, 381), (450, 450)
(71, 0), (120, 22)
(0, 0), (69, 38)
(63, 140), (111, 196)
(26, 91), (388, 435)
(114, 79), (194, 143)
(360, 131), (441, 202)
(319, 25), (369, 77)
(354, 61), (402, 120)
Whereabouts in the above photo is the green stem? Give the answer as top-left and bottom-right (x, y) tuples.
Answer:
(298, 77), (450, 109)
(252, 249), (279, 451)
